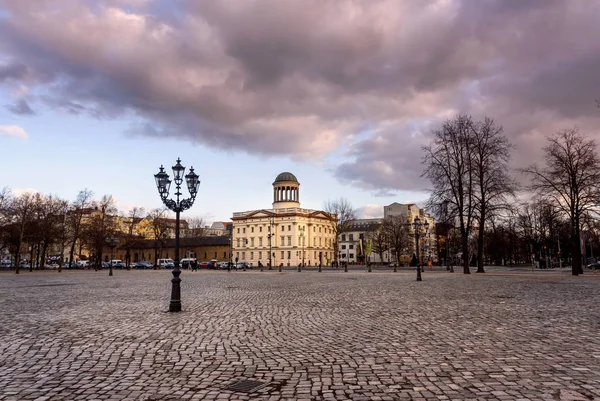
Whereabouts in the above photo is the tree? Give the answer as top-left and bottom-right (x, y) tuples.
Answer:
(8, 192), (36, 274)
(423, 114), (477, 274)
(122, 206), (145, 268)
(0, 187), (13, 260)
(81, 195), (118, 269)
(67, 189), (94, 267)
(371, 226), (389, 265)
(148, 207), (171, 265)
(382, 215), (410, 267)
(324, 198), (356, 265)
(521, 128), (600, 275)
(183, 216), (205, 238)
(471, 117), (516, 273)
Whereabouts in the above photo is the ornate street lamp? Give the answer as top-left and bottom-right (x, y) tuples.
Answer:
(298, 228), (305, 272)
(105, 235), (118, 277)
(154, 158), (200, 312)
(412, 216), (430, 282)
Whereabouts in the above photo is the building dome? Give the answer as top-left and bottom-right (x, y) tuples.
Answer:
(274, 172), (298, 183)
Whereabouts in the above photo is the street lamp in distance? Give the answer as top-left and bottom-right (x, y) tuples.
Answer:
(105, 235), (118, 277)
(154, 158), (200, 312)
(412, 216), (429, 282)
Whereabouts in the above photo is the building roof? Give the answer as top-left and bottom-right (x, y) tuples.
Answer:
(122, 235), (230, 249)
(274, 172), (298, 183)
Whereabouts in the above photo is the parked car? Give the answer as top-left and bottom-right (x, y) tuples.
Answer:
(199, 261), (210, 269)
(208, 260), (219, 269)
(129, 262), (138, 269)
(47, 263), (59, 269)
(136, 261), (154, 269)
(217, 261), (230, 269)
(586, 262), (600, 270)
(101, 262), (110, 268)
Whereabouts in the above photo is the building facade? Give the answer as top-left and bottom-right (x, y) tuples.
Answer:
(384, 202), (437, 263)
(231, 172), (336, 267)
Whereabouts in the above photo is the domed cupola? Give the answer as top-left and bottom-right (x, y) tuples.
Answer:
(273, 172), (300, 209)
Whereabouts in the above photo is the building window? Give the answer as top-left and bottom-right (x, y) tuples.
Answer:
(224, 252), (227, 258)
(313, 238), (316, 246)
(259, 251), (262, 260)
(349, 234), (354, 241)
(287, 251), (291, 259)
(237, 228), (240, 234)
(281, 225), (285, 232)
(342, 253), (346, 258)
(319, 238), (322, 246)
(237, 239), (240, 247)
(359, 233), (364, 239)
(314, 251), (317, 259)
(281, 251), (284, 259)
(280, 236), (285, 246)
(259, 237), (263, 246)
(342, 245), (346, 249)
(204, 252), (207, 258)
(243, 228), (246, 234)
(288, 225), (291, 231)
(349, 253), (354, 259)
(251, 238), (255, 247)
(250, 252), (253, 259)
(319, 227), (322, 233)
(268, 225), (271, 232)
(259, 226), (263, 233)
(242, 252), (245, 260)
(314, 226), (316, 232)
(251, 227), (254, 233)
(215, 252), (217, 258)
(287, 236), (292, 246)
(236, 252), (239, 258)
(341, 234), (346, 241)
(349, 244), (354, 249)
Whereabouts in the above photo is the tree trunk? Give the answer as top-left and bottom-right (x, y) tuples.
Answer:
(462, 235), (470, 274)
(476, 223), (485, 273)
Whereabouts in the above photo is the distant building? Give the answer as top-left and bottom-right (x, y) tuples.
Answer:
(231, 172), (336, 267)
(384, 202), (437, 263)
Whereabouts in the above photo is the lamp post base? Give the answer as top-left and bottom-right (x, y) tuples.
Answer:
(416, 265), (422, 281)
(169, 268), (182, 312)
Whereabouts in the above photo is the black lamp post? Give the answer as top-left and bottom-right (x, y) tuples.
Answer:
(106, 236), (118, 277)
(412, 216), (429, 282)
(154, 158), (200, 312)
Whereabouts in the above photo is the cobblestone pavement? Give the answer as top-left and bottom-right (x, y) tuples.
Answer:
(1, 268), (599, 400)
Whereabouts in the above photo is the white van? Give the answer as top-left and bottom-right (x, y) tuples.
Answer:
(78, 260), (89, 267)
(157, 258), (175, 268)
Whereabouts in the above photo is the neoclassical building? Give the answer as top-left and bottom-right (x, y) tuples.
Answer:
(231, 172), (336, 267)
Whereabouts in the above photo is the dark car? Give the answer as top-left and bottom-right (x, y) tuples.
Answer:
(136, 261), (154, 269)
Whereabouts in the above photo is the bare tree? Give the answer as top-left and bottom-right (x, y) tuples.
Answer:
(324, 198), (356, 265)
(122, 206), (145, 268)
(81, 195), (118, 269)
(371, 226), (389, 265)
(183, 216), (205, 238)
(521, 127), (600, 275)
(8, 192), (36, 274)
(67, 189), (94, 267)
(471, 117), (517, 273)
(148, 207), (171, 265)
(423, 114), (477, 274)
(0, 187), (13, 259)
(382, 215), (410, 267)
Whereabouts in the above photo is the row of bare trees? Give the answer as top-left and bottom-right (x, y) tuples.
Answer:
(0, 188), (205, 273)
(423, 114), (600, 275)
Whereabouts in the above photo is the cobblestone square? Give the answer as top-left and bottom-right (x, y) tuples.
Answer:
(1, 268), (599, 400)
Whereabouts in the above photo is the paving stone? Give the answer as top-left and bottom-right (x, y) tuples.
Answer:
(0, 268), (599, 400)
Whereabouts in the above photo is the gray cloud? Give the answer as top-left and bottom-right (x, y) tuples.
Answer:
(5, 98), (35, 115)
(0, 0), (598, 193)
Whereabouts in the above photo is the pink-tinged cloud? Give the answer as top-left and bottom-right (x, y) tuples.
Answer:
(0, 0), (599, 192)
(0, 125), (28, 140)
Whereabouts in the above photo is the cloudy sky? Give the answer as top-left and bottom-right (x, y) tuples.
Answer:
(1, 0), (599, 222)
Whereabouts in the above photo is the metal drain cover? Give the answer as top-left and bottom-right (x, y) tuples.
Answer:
(225, 379), (268, 393)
